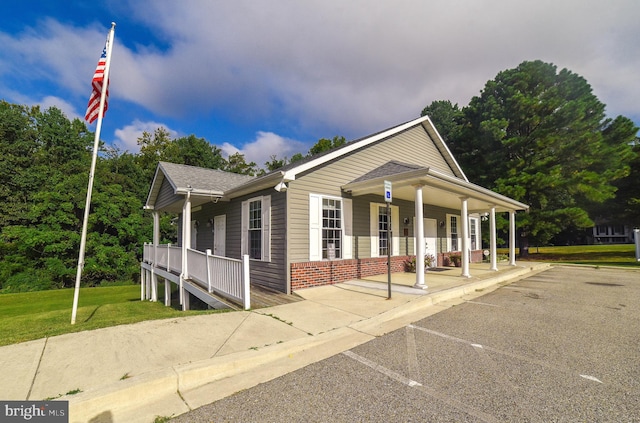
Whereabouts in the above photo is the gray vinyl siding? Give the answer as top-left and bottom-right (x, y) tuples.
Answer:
(191, 201), (234, 252)
(155, 178), (181, 210)
(178, 189), (287, 293)
(287, 125), (456, 263)
(350, 196), (461, 259)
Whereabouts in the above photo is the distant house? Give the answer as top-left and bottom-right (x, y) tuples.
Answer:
(591, 223), (636, 244)
(141, 116), (528, 309)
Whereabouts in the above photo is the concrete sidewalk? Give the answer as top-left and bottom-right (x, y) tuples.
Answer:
(1, 262), (550, 423)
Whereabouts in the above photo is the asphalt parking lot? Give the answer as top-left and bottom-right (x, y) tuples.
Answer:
(172, 266), (639, 422)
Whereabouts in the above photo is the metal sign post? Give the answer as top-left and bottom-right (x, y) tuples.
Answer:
(384, 181), (392, 299)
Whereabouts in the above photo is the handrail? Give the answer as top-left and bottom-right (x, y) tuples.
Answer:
(142, 243), (250, 309)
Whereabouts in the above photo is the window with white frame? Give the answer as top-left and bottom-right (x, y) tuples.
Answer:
(241, 196), (271, 261)
(378, 206), (390, 256)
(322, 198), (342, 259)
(370, 203), (399, 257)
(309, 194), (352, 261)
(248, 200), (262, 259)
(470, 217), (478, 250)
(450, 215), (459, 251)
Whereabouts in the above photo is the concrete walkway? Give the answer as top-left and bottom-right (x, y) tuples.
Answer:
(0, 262), (550, 423)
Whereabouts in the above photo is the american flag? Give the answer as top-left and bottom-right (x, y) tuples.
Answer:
(84, 41), (110, 124)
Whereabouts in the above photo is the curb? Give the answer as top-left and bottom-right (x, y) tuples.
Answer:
(67, 263), (550, 422)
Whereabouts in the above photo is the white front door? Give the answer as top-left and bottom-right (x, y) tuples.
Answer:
(424, 218), (437, 260)
(190, 220), (198, 249)
(213, 214), (226, 256)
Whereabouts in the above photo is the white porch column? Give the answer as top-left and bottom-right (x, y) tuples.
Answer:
(140, 266), (145, 301)
(145, 269), (151, 300)
(460, 197), (471, 278)
(182, 289), (190, 311)
(164, 279), (171, 307)
(489, 206), (498, 271)
(151, 211), (159, 301)
(413, 185), (427, 289)
(152, 211), (160, 254)
(509, 210), (517, 266)
(180, 191), (192, 305)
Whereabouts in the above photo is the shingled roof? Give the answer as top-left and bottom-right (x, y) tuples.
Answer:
(349, 161), (426, 184)
(158, 161), (256, 193)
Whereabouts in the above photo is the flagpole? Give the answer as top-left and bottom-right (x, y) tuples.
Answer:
(71, 22), (116, 325)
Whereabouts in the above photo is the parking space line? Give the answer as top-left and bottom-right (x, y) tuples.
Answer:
(342, 350), (499, 423)
(408, 325), (605, 385)
(342, 350), (422, 388)
(405, 326), (420, 382)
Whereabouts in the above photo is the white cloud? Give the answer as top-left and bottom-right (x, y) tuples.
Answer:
(222, 132), (307, 168)
(113, 119), (178, 153)
(3, 92), (82, 121)
(39, 96), (81, 121)
(119, 0), (640, 133)
(219, 142), (240, 158)
(0, 19), (107, 97)
(1, 0), (638, 146)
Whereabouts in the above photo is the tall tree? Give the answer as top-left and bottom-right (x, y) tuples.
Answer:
(449, 61), (636, 253)
(308, 135), (346, 155)
(223, 152), (258, 176)
(264, 155), (288, 172)
(172, 134), (226, 169)
(420, 100), (463, 143)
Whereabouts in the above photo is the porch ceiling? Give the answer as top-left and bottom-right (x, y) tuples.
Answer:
(342, 167), (528, 213)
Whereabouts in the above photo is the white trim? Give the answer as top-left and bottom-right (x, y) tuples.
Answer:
(309, 194), (322, 261)
(241, 195), (271, 262)
(343, 198), (353, 259)
(309, 194), (350, 261)
(446, 213), (461, 252)
(370, 203), (399, 257)
(284, 116), (468, 182)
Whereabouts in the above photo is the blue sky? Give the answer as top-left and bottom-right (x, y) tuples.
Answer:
(1, 0), (638, 168)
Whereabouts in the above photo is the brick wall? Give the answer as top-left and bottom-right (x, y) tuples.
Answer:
(290, 251), (485, 290)
(290, 256), (411, 290)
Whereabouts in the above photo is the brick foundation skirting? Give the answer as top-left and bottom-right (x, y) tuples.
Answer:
(290, 251), (483, 290)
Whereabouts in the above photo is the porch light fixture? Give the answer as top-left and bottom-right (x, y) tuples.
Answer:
(440, 220), (445, 228)
(274, 181), (288, 192)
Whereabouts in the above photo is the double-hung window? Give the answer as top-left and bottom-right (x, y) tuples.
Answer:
(241, 195), (271, 262)
(449, 215), (459, 251)
(378, 206), (390, 256)
(470, 217), (477, 250)
(370, 203), (399, 257)
(322, 198), (342, 259)
(248, 200), (262, 259)
(309, 194), (352, 261)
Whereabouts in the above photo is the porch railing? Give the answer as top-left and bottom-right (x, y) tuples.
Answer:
(143, 243), (250, 310)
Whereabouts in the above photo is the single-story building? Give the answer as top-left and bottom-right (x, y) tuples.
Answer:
(141, 116), (528, 309)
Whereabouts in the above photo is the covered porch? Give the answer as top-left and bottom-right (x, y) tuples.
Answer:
(342, 162), (529, 289)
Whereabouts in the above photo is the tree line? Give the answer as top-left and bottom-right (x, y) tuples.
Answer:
(1, 59), (637, 292)
(421, 60), (638, 252)
(0, 102), (347, 292)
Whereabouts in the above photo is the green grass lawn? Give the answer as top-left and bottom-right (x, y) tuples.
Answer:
(0, 283), (224, 347)
(498, 243), (639, 268)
